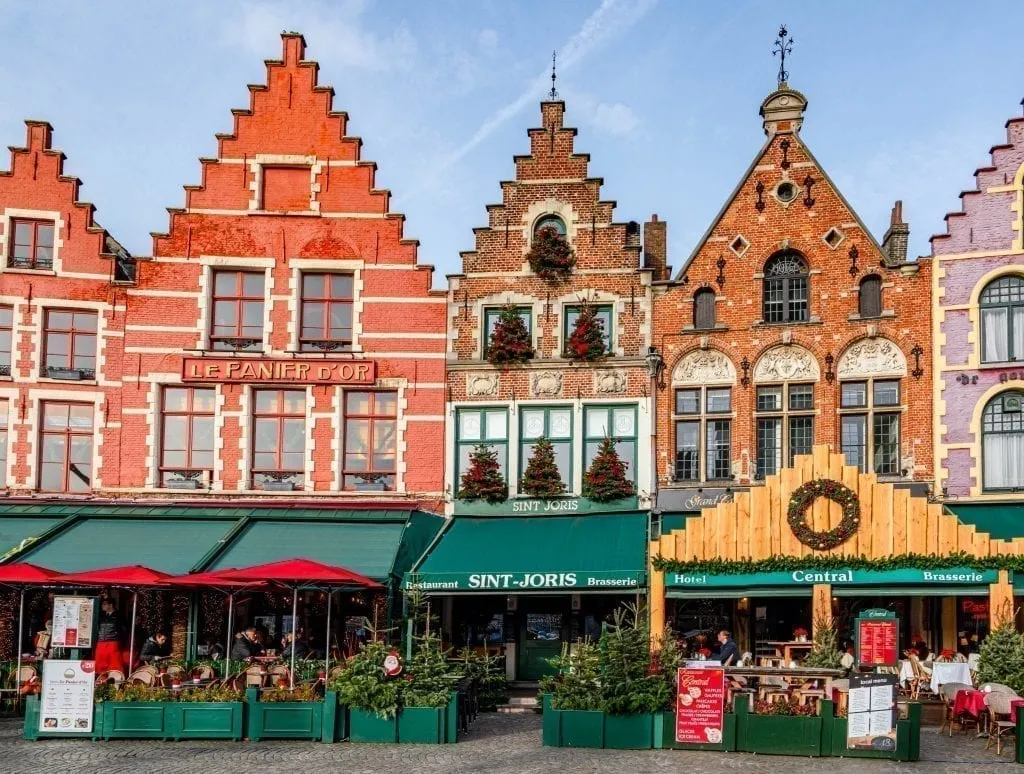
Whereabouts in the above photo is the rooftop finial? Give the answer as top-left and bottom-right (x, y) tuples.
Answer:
(549, 50), (558, 100)
(772, 25), (793, 87)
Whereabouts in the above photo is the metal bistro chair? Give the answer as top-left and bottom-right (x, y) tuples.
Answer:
(938, 682), (973, 737)
(985, 691), (1017, 755)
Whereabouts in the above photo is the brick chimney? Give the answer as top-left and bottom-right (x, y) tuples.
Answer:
(881, 200), (910, 267)
(643, 214), (670, 281)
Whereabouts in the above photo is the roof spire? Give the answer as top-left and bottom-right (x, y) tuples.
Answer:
(549, 50), (558, 100)
(772, 25), (793, 87)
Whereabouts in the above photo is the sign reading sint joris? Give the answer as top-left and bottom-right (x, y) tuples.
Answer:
(183, 357), (376, 384)
(405, 571), (642, 591)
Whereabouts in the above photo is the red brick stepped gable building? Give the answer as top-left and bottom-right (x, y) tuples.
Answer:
(0, 35), (447, 657)
(652, 80), (933, 520)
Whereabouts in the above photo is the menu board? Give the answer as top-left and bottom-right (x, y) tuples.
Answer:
(847, 674), (897, 750)
(50, 597), (96, 649)
(39, 660), (96, 734)
(675, 667), (726, 745)
(857, 618), (898, 667)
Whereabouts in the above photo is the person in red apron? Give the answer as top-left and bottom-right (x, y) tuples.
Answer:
(94, 599), (125, 675)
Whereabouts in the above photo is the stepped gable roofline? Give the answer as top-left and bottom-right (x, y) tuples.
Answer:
(2, 119), (132, 265)
(930, 110), (1024, 246)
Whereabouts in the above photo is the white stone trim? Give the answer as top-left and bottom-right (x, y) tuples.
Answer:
(520, 198), (579, 261)
(143, 380), (161, 487)
(0, 295), (26, 380)
(128, 289), (201, 298)
(330, 386), (342, 490)
(27, 298), (112, 386)
(212, 387), (227, 490)
(473, 291), (541, 359)
(303, 385), (315, 492)
(0, 386), (16, 488)
(1, 207), (66, 274)
(196, 260), (273, 352)
(247, 154), (324, 212)
(551, 290), (625, 357)
(24, 388), (103, 490)
(237, 387), (251, 490)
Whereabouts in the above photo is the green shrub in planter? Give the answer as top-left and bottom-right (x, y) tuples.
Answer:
(330, 640), (401, 720)
(455, 647), (508, 711)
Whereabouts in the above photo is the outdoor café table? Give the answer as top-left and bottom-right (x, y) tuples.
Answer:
(898, 660), (915, 685)
(931, 662), (973, 693)
(953, 688), (990, 736)
(766, 641), (814, 664)
(725, 666), (844, 695)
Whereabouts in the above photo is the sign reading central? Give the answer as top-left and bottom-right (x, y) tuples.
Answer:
(182, 357), (376, 385)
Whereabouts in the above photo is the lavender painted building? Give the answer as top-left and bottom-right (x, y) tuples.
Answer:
(932, 111), (1024, 525)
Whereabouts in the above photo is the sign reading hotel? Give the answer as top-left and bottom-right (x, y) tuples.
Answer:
(182, 357), (375, 385)
(675, 666), (726, 745)
(407, 571), (643, 592)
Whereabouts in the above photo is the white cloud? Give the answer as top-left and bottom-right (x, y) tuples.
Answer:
(477, 28), (498, 54)
(223, 0), (417, 71)
(591, 102), (639, 136)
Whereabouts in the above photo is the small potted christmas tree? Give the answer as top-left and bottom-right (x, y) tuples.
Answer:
(456, 445), (508, 504)
(486, 304), (534, 366)
(566, 302), (608, 361)
(582, 438), (635, 503)
(520, 437), (566, 498)
(527, 226), (575, 281)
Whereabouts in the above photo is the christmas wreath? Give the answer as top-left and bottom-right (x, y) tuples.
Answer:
(527, 226), (575, 281)
(787, 478), (860, 551)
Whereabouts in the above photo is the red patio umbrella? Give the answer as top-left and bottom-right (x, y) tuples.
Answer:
(213, 559), (381, 686)
(0, 564), (59, 698)
(166, 570), (266, 679)
(56, 565), (173, 674)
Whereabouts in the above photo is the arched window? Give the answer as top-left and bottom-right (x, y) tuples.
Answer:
(982, 391), (1024, 491)
(980, 275), (1024, 363)
(693, 288), (716, 330)
(762, 252), (809, 323)
(858, 275), (882, 318)
(533, 215), (566, 238)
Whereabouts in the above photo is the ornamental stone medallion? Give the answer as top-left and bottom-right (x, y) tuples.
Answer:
(753, 344), (819, 383)
(594, 369), (627, 394)
(672, 350), (736, 385)
(531, 371), (563, 397)
(466, 372), (499, 397)
(837, 339), (907, 378)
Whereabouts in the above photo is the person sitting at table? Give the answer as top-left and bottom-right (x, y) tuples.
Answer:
(281, 631), (311, 661)
(230, 626), (264, 661)
(713, 630), (739, 666)
(139, 632), (169, 665)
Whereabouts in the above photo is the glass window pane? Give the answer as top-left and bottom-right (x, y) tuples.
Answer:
(192, 388), (216, 412)
(164, 388), (189, 412)
(586, 408), (610, 438)
(36, 224), (54, 247)
(345, 419), (369, 452)
(192, 417), (214, 452)
(548, 409), (571, 439)
(41, 435), (66, 463)
(789, 384), (814, 410)
(68, 462), (91, 492)
(611, 408), (635, 437)
(521, 409), (545, 440)
(48, 312), (73, 330)
(69, 435), (92, 463)
(789, 416), (814, 464)
(162, 416), (187, 451)
(373, 420), (396, 452)
(841, 415), (867, 472)
(459, 411), (481, 441)
(213, 301), (237, 328)
(69, 405), (93, 429)
(214, 272), (237, 295)
(873, 380), (900, 407)
(706, 420), (731, 479)
(242, 273), (265, 296)
(675, 421), (699, 480)
(841, 382), (867, 408)
(756, 418), (782, 479)
(241, 301), (263, 328)
(254, 418), (278, 452)
(756, 386), (782, 411)
(675, 389), (700, 415)
(13, 222), (31, 244)
(375, 392), (397, 416)
(45, 332), (69, 358)
(552, 441), (570, 485)
(282, 390), (305, 414)
(707, 388), (731, 413)
(282, 419), (305, 452)
(43, 404), (70, 428)
(616, 441), (636, 483)
(72, 334), (96, 357)
(302, 302), (325, 330)
(873, 414), (900, 475)
(302, 273), (325, 298)
(163, 450), (187, 468)
(346, 392), (371, 416)
(253, 452), (277, 469)
(331, 274), (354, 297)
(485, 411), (506, 440)
(255, 391), (278, 413)
(40, 463), (64, 491)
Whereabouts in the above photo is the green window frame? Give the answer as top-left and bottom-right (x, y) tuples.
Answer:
(563, 304), (613, 356)
(519, 405), (573, 493)
(455, 407), (508, 494)
(482, 306), (532, 355)
(583, 404), (637, 484)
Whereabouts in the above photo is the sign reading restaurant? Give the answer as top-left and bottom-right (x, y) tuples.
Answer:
(407, 571), (644, 592)
(182, 357), (376, 385)
(666, 567), (999, 588)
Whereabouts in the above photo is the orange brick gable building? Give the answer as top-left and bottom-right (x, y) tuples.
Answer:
(651, 81), (933, 520)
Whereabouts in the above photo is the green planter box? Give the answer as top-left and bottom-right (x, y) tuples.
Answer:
(348, 707), (398, 743)
(244, 688), (324, 741)
(559, 709), (605, 748)
(323, 694), (346, 744)
(541, 694), (561, 747)
(445, 691), (458, 744)
(829, 705), (919, 761)
(102, 702), (171, 740)
(168, 703), (244, 740)
(23, 695), (104, 741)
(735, 695), (822, 757)
(604, 713), (654, 749)
(398, 706), (446, 744)
(655, 710), (737, 751)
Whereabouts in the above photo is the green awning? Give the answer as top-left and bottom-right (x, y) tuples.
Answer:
(945, 503), (1024, 541)
(17, 518), (238, 574)
(206, 520), (409, 581)
(0, 518), (63, 561)
(409, 512), (648, 593)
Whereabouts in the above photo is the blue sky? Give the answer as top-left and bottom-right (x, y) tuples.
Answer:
(1, 0), (1021, 284)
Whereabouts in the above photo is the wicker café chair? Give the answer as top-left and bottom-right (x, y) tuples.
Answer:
(103, 670), (125, 686)
(165, 664), (186, 679)
(327, 665), (346, 682)
(980, 683), (1020, 696)
(267, 665), (291, 688)
(244, 665), (266, 688)
(191, 664), (215, 681)
(984, 691), (1017, 755)
(938, 682), (973, 736)
(128, 668), (157, 686)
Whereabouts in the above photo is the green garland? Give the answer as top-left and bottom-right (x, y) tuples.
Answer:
(652, 551), (1020, 575)
(787, 478), (859, 550)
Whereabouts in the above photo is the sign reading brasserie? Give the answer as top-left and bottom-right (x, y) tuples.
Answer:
(666, 567), (997, 588)
(407, 571), (643, 592)
(182, 357), (375, 385)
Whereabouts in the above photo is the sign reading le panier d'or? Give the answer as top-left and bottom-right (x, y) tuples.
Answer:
(183, 357), (376, 385)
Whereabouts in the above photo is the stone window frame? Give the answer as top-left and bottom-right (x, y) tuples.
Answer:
(197, 257), (274, 354)
(159, 385), (217, 490)
(979, 389), (1024, 493)
(453, 405), (509, 497)
(0, 208), (65, 276)
(582, 404), (638, 486)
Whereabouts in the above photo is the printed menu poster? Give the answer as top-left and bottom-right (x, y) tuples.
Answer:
(675, 667), (726, 745)
(50, 597), (95, 649)
(39, 660), (96, 734)
(847, 674), (897, 751)
(857, 618), (898, 667)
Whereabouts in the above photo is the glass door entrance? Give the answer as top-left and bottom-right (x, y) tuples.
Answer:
(518, 611), (564, 680)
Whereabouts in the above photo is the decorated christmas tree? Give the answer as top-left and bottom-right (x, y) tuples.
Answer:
(486, 304), (534, 366)
(527, 226), (575, 281)
(456, 444), (508, 503)
(802, 612), (844, 669)
(978, 608), (1024, 693)
(582, 437), (635, 502)
(520, 437), (566, 498)
(566, 302), (608, 361)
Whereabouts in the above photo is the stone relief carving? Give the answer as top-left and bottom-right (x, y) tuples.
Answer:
(594, 369), (627, 394)
(753, 345), (820, 382)
(466, 372), (499, 397)
(672, 350), (736, 385)
(531, 371), (563, 397)
(837, 338), (907, 378)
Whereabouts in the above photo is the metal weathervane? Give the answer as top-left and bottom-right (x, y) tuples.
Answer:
(549, 50), (558, 100)
(773, 25), (793, 87)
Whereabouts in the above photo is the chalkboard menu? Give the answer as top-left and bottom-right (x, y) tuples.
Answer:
(855, 609), (899, 668)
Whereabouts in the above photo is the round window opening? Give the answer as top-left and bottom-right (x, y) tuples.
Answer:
(534, 215), (567, 237)
(776, 182), (798, 203)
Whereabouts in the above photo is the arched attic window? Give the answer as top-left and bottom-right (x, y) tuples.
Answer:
(762, 251), (809, 324)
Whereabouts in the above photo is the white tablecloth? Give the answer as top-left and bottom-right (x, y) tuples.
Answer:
(898, 660), (914, 685)
(930, 662), (973, 692)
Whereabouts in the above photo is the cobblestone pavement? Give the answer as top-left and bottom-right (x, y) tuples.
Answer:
(0, 713), (1018, 774)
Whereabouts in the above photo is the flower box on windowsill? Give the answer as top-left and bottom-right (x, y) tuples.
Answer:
(166, 479), (201, 490)
(261, 481), (297, 492)
(46, 367), (85, 381)
(351, 481), (388, 492)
